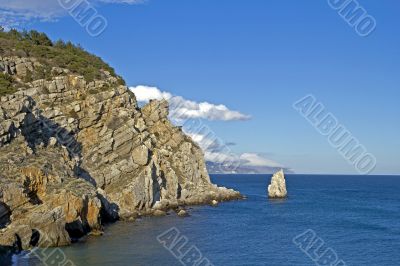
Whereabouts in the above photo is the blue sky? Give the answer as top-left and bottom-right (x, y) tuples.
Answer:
(2, 0), (399, 174)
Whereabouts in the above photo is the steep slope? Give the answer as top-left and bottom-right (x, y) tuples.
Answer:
(0, 49), (241, 249)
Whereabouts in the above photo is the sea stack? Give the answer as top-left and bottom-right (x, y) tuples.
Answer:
(268, 169), (287, 198)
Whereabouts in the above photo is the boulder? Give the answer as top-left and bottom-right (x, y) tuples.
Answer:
(177, 209), (189, 217)
(210, 200), (219, 207)
(131, 145), (150, 166)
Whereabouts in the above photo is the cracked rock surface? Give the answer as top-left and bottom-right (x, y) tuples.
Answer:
(0, 57), (242, 250)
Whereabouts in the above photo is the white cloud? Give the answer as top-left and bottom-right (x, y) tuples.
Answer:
(130, 89), (277, 169)
(240, 153), (283, 168)
(130, 85), (251, 121)
(0, 0), (62, 28)
(0, 0), (143, 28)
(185, 131), (284, 169)
(189, 133), (206, 143)
(130, 85), (251, 167)
(205, 151), (237, 164)
(131, 85), (172, 102)
(185, 131), (238, 163)
(0, 0), (61, 16)
(128, 86), (284, 170)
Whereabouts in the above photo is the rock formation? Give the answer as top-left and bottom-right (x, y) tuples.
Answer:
(267, 169), (287, 198)
(0, 56), (242, 250)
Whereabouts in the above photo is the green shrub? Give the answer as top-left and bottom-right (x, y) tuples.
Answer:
(34, 65), (52, 81)
(25, 30), (53, 46)
(24, 69), (33, 83)
(69, 109), (79, 119)
(88, 88), (99, 95)
(0, 29), (126, 85)
(0, 73), (16, 96)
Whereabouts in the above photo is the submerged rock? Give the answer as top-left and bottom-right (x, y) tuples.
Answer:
(267, 170), (287, 198)
(177, 209), (189, 217)
(153, 210), (167, 217)
(210, 200), (219, 207)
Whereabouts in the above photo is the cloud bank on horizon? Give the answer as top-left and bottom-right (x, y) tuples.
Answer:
(0, 0), (143, 28)
(130, 85), (286, 170)
(240, 153), (283, 168)
(185, 132), (284, 170)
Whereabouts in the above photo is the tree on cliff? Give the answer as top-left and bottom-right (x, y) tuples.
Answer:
(23, 30), (53, 46)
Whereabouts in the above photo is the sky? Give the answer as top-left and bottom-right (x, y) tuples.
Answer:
(1, 0), (399, 175)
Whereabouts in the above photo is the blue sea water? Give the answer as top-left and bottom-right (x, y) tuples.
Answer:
(15, 174), (400, 266)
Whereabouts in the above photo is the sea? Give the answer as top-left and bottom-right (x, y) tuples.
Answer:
(11, 174), (400, 266)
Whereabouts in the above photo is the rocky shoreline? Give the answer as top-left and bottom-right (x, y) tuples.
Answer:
(0, 56), (242, 251)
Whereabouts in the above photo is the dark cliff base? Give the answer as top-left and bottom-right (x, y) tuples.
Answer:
(0, 246), (14, 265)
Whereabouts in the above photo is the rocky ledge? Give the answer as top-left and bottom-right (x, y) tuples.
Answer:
(0, 56), (242, 250)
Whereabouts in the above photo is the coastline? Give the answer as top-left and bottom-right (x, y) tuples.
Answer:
(0, 53), (242, 251)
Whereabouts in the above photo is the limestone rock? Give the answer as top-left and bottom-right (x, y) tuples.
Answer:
(132, 145), (150, 166)
(267, 169), (287, 198)
(49, 137), (57, 146)
(0, 56), (242, 250)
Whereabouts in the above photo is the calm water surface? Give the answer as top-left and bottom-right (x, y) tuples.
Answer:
(15, 174), (400, 266)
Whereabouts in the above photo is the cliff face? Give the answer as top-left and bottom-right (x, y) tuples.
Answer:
(0, 56), (241, 250)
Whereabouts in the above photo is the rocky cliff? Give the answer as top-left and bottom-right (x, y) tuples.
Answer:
(0, 56), (241, 250)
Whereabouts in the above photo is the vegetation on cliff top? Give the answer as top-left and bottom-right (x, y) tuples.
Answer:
(0, 28), (125, 86)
